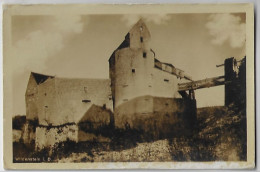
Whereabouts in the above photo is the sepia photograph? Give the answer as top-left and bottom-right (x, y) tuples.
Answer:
(3, 3), (254, 169)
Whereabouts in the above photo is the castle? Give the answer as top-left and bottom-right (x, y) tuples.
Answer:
(23, 19), (196, 150)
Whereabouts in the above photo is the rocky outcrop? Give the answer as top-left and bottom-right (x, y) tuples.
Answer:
(35, 124), (78, 151)
(22, 120), (37, 144)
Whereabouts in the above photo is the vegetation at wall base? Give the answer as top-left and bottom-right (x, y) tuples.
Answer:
(13, 104), (246, 162)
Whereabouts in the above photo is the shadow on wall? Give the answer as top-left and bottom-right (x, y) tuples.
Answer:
(114, 95), (197, 141)
(78, 104), (114, 142)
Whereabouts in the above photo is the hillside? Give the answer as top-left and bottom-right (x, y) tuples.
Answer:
(56, 105), (246, 162)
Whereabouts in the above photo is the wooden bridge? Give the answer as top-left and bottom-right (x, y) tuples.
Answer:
(176, 57), (246, 107)
(178, 75), (225, 91)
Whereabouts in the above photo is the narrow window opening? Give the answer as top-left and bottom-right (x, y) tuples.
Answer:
(140, 37), (143, 42)
(132, 69), (135, 73)
(82, 99), (91, 103)
(102, 104), (106, 109)
(28, 93), (34, 97)
(140, 26), (143, 31)
(143, 52), (147, 58)
(164, 79), (169, 82)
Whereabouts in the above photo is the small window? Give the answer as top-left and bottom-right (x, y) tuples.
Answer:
(102, 104), (106, 109)
(140, 37), (143, 42)
(82, 99), (91, 103)
(132, 69), (135, 73)
(28, 93), (34, 97)
(164, 79), (169, 82)
(143, 52), (147, 58)
(140, 26), (143, 31)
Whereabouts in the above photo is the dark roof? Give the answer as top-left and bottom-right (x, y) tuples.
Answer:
(31, 72), (54, 85)
(154, 58), (161, 63)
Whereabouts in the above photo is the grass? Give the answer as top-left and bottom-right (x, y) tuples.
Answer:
(13, 105), (247, 162)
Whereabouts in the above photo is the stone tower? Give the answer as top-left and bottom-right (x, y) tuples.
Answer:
(109, 19), (196, 134)
(109, 19), (154, 109)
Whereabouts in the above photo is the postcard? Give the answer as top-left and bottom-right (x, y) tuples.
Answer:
(3, 3), (255, 169)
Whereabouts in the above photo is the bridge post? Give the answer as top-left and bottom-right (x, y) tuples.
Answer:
(224, 57), (238, 106)
(224, 57), (246, 108)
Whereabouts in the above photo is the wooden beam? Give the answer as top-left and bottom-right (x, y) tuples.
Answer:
(154, 58), (193, 81)
(178, 76), (225, 91)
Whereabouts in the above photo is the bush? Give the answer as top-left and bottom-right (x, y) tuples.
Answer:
(12, 115), (26, 130)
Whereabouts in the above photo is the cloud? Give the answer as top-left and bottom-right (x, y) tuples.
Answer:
(11, 15), (85, 115)
(52, 15), (84, 34)
(12, 15), (84, 74)
(121, 14), (171, 27)
(206, 13), (246, 48)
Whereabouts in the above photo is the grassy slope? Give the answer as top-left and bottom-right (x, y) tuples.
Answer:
(57, 105), (247, 162)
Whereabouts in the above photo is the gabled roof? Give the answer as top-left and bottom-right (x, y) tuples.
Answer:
(129, 18), (150, 35)
(31, 72), (55, 85)
(109, 19), (150, 62)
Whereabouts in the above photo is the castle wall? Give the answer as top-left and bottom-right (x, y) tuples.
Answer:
(152, 97), (197, 138)
(114, 96), (153, 128)
(25, 74), (39, 120)
(152, 68), (181, 98)
(77, 104), (113, 142)
(35, 78), (112, 126)
(25, 75), (113, 148)
(35, 124), (78, 150)
(114, 96), (196, 139)
(35, 104), (113, 150)
(54, 78), (112, 125)
(22, 120), (36, 144)
(78, 104), (113, 142)
(37, 78), (57, 126)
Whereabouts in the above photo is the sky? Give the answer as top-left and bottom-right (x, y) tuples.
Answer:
(11, 13), (246, 115)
